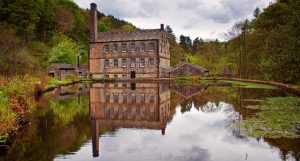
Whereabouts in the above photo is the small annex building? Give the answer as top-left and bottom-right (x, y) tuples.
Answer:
(171, 62), (209, 77)
(47, 64), (89, 80)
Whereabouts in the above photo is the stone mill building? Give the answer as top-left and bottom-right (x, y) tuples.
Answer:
(88, 3), (171, 79)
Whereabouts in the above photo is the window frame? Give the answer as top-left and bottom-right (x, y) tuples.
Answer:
(130, 58), (136, 68)
(121, 58), (127, 68)
(121, 43), (127, 53)
(104, 44), (109, 53)
(149, 42), (154, 51)
(113, 44), (118, 53)
(113, 59), (118, 68)
(104, 59), (109, 68)
(130, 42), (136, 52)
(140, 58), (145, 68)
(140, 42), (145, 52)
(148, 58), (155, 67)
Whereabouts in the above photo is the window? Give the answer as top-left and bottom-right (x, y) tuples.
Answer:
(114, 82), (118, 87)
(104, 59), (109, 68)
(122, 94), (127, 103)
(140, 58), (145, 68)
(105, 74), (109, 78)
(122, 59), (127, 67)
(130, 58), (136, 67)
(122, 43), (126, 52)
(122, 82), (127, 88)
(149, 42), (154, 51)
(114, 75), (118, 79)
(113, 44), (118, 52)
(113, 94), (119, 103)
(148, 58), (155, 67)
(130, 42), (136, 52)
(122, 74), (127, 79)
(105, 93), (110, 102)
(140, 94), (145, 103)
(131, 94), (136, 103)
(149, 94), (155, 103)
(140, 43), (145, 52)
(104, 44), (109, 53)
(113, 59), (118, 68)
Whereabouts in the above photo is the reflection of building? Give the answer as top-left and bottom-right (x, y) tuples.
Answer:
(89, 83), (171, 157)
(89, 3), (171, 79)
(171, 84), (209, 99)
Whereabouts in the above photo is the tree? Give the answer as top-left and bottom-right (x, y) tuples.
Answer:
(0, 23), (36, 76)
(165, 25), (176, 41)
(48, 38), (79, 64)
(7, 0), (42, 41)
(253, 7), (261, 18)
(179, 35), (192, 53)
(54, 5), (75, 33)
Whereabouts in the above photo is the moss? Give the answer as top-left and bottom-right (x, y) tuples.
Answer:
(175, 76), (193, 82)
(222, 80), (277, 89)
(239, 97), (300, 138)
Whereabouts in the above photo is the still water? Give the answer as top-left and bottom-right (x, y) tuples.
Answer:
(1, 82), (299, 161)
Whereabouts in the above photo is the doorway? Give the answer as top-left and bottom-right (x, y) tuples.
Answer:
(130, 71), (136, 79)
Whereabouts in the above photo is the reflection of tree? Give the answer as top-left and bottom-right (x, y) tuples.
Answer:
(0, 91), (91, 161)
(49, 96), (89, 126)
(173, 83), (300, 160)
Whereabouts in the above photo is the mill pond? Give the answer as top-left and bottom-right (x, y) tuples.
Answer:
(0, 81), (299, 161)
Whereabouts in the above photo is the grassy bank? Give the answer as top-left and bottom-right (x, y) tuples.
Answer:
(239, 97), (300, 138)
(0, 76), (38, 143)
(0, 74), (81, 143)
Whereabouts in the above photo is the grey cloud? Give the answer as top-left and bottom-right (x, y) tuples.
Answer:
(177, 0), (202, 9)
(199, 0), (261, 23)
(74, 0), (271, 40)
(99, 0), (161, 18)
(160, 146), (210, 161)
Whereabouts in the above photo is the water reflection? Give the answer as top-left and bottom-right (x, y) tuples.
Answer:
(0, 82), (299, 161)
(90, 83), (171, 157)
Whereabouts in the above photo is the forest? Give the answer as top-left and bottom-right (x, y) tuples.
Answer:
(0, 0), (299, 85)
(0, 0), (136, 76)
(169, 0), (299, 84)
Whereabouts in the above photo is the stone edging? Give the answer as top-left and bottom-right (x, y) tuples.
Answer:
(223, 78), (300, 96)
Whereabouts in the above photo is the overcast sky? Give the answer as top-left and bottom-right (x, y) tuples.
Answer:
(74, 0), (272, 41)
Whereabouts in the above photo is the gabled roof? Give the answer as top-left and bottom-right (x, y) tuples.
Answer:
(47, 64), (88, 71)
(174, 62), (209, 72)
(47, 64), (76, 71)
(97, 29), (167, 42)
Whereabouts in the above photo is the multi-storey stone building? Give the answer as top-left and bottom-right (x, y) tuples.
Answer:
(89, 3), (171, 79)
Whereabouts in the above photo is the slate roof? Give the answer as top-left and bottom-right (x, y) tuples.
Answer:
(47, 64), (88, 71)
(173, 62), (209, 72)
(97, 29), (166, 42)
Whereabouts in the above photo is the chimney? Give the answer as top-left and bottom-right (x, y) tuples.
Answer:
(160, 24), (164, 30)
(90, 3), (98, 42)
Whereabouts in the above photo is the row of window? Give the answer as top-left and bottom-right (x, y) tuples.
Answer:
(105, 93), (155, 104)
(104, 58), (155, 68)
(104, 42), (155, 53)
(104, 106), (156, 120)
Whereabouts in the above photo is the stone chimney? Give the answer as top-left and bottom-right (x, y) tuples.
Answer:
(160, 24), (164, 30)
(90, 3), (98, 42)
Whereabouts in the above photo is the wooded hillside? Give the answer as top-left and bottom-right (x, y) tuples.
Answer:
(0, 0), (136, 76)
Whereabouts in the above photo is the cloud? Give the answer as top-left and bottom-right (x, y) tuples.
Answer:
(73, 0), (272, 40)
(99, 0), (161, 18)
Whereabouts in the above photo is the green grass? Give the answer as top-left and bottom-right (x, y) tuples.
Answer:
(49, 78), (72, 85)
(239, 97), (300, 138)
(175, 76), (193, 82)
(222, 80), (277, 89)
